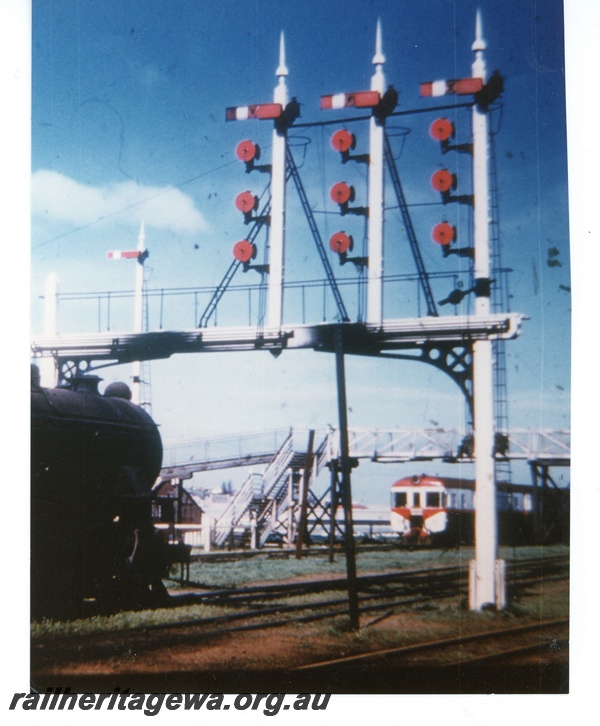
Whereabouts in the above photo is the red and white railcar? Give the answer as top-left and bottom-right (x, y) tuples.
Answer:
(390, 475), (448, 544)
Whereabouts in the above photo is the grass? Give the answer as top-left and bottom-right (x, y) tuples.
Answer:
(31, 544), (569, 640)
(174, 543), (568, 589)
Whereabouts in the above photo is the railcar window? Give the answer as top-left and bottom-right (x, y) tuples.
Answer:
(393, 492), (407, 507)
(426, 492), (441, 507)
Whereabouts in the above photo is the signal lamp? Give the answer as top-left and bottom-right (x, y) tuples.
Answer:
(232, 240), (256, 263)
(330, 182), (355, 206)
(236, 140), (260, 163)
(331, 129), (356, 153)
(329, 232), (353, 254)
(431, 222), (456, 245)
(429, 118), (455, 142)
(235, 191), (258, 214)
(430, 169), (456, 193)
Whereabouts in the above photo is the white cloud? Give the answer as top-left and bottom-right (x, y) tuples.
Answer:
(31, 169), (209, 233)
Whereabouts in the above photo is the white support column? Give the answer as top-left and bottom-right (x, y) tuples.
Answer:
(472, 10), (491, 318)
(132, 221), (146, 405)
(472, 337), (497, 607)
(469, 10), (503, 610)
(40, 273), (59, 387)
(366, 20), (386, 327)
(267, 32), (288, 330)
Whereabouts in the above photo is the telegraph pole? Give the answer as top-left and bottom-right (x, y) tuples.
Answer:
(334, 325), (360, 630)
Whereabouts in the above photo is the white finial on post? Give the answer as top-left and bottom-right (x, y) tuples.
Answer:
(373, 18), (385, 66)
(472, 8), (487, 53)
(274, 31), (289, 108)
(471, 8), (487, 82)
(276, 31), (288, 78)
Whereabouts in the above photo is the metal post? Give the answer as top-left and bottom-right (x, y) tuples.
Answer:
(334, 325), (360, 630)
(267, 32), (288, 329)
(176, 477), (183, 528)
(469, 10), (503, 610)
(327, 471), (338, 563)
(296, 429), (315, 559)
(366, 20), (386, 326)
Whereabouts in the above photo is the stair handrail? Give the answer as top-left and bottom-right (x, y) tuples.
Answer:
(212, 471), (260, 545)
(260, 432), (295, 500)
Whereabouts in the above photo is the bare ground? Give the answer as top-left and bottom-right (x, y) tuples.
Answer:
(31, 577), (569, 694)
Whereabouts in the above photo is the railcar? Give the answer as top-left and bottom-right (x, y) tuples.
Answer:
(390, 474), (566, 546)
(31, 369), (187, 620)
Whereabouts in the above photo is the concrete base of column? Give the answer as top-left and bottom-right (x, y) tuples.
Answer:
(469, 558), (506, 611)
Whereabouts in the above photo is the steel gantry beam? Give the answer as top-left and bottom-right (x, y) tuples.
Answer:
(30, 312), (522, 385)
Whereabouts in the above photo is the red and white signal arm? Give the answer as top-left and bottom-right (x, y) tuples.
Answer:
(430, 169), (456, 193)
(107, 250), (141, 260)
(330, 182), (355, 206)
(235, 191), (258, 214)
(236, 140), (260, 162)
(331, 129), (356, 153)
(431, 222), (456, 245)
(321, 90), (381, 110)
(226, 103), (283, 121)
(429, 118), (455, 142)
(329, 232), (353, 254)
(232, 240), (256, 263)
(420, 77), (483, 97)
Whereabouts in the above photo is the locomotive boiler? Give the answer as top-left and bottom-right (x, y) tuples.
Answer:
(31, 368), (184, 620)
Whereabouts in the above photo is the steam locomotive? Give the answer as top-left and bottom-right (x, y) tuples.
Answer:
(31, 368), (186, 620)
(390, 474), (568, 547)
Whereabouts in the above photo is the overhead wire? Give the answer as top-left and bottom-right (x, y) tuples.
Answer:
(32, 158), (240, 250)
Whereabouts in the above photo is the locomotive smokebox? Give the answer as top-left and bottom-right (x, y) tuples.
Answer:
(31, 376), (165, 620)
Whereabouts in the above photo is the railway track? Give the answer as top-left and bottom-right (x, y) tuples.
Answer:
(294, 619), (569, 692)
(167, 554), (568, 606)
(294, 618), (569, 672)
(32, 555), (568, 665)
(32, 554), (569, 694)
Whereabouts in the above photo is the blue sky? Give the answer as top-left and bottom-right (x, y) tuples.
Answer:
(29, 0), (572, 499)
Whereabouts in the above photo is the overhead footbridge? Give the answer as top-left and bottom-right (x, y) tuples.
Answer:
(160, 426), (569, 550)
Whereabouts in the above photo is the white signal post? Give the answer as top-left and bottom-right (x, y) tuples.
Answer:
(132, 222), (146, 405)
(107, 222), (148, 405)
(40, 272), (59, 387)
(469, 10), (504, 610)
(367, 20), (385, 327)
(267, 32), (288, 330)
